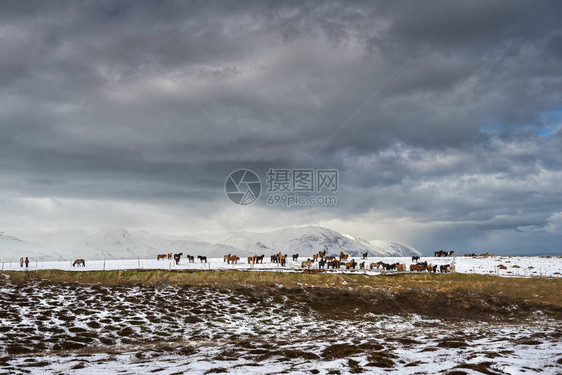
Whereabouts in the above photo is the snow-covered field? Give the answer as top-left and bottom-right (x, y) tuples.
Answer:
(3, 255), (561, 278)
(0, 279), (560, 374)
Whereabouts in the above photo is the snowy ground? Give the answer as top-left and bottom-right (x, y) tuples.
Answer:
(0, 279), (560, 374)
(2, 255), (561, 278)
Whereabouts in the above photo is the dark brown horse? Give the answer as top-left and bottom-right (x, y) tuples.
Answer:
(173, 253), (183, 265)
(440, 264), (451, 273)
(73, 259), (85, 267)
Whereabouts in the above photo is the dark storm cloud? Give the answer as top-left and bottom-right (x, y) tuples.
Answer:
(1, 0), (561, 253)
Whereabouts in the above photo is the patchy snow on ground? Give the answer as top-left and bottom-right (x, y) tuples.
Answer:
(2, 255), (561, 278)
(0, 280), (560, 374)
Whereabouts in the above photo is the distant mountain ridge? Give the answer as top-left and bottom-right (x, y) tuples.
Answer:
(0, 226), (421, 261)
(227, 226), (421, 258)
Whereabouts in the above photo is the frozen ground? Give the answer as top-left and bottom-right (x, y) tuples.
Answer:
(3, 255), (561, 278)
(0, 279), (560, 375)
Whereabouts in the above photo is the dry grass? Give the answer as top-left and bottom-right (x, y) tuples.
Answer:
(3, 269), (561, 309)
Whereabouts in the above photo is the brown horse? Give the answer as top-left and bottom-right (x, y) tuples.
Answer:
(327, 260), (341, 269)
(227, 255), (238, 264)
(339, 252), (349, 261)
(312, 254), (318, 262)
(301, 259), (312, 268)
(167, 252), (172, 260)
(73, 259), (85, 267)
(370, 261), (382, 270)
(248, 255), (257, 264)
(318, 251), (326, 258)
(277, 254), (287, 266)
(410, 263), (426, 272)
(157, 254), (168, 260)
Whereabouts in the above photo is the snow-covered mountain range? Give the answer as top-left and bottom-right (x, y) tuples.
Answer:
(0, 226), (421, 261)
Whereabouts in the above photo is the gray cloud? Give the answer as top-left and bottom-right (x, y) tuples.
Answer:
(1, 0), (561, 254)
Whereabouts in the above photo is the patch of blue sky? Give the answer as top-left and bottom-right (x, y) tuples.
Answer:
(480, 107), (561, 137)
(537, 107), (562, 136)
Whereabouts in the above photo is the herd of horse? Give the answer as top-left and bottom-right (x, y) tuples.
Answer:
(72, 250), (456, 272)
(217, 251), (454, 273)
(155, 253), (208, 265)
(434, 250), (455, 257)
(464, 252), (496, 257)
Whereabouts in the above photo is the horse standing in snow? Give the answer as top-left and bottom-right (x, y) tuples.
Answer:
(73, 259), (85, 267)
(173, 253), (183, 265)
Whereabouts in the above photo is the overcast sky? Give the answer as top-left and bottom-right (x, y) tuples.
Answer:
(1, 0), (562, 254)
